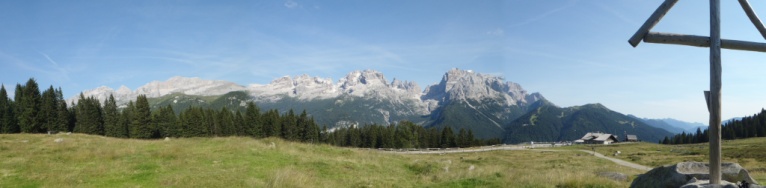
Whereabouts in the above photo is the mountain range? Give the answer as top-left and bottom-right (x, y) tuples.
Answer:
(628, 115), (708, 134)
(69, 68), (674, 143)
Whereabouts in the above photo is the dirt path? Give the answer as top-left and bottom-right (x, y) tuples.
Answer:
(385, 145), (527, 154)
(577, 149), (652, 171)
(385, 146), (652, 172)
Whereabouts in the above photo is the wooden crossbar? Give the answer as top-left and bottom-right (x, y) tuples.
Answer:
(738, 0), (766, 40)
(628, 0), (679, 47)
(643, 32), (766, 52)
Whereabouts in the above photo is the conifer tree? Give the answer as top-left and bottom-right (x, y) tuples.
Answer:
(18, 78), (41, 133)
(74, 94), (104, 135)
(306, 117), (320, 143)
(183, 107), (208, 137)
(131, 95), (153, 139)
(39, 86), (58, 132)
(13, 84), (23, 130)
(54, 88), (69, 132)
(467, 129), (476, 147)
(262, 109), (281, 137)
(428, 128), (440, 148)
(218, 107), (234, 136)
(282, 109), (297, 140)
(457, 128), (468, 148)
(0, 85), (18, 133)
(103, 94), (120, 137)
(244, 102), (262, 137)
(233, 111), (245, 136)
(440, 126), (456, 148)
(117, 101), (134, 138)
(161, 105), (179, 137)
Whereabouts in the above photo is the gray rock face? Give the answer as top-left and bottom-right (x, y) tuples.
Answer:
(630, 162), (758, 188)
(422, 68), (541, 106)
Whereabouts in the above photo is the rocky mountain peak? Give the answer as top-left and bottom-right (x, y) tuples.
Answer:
(391, 78), (420, 95)
(423, 68), (540, 106)
(340, 70), (388, 89)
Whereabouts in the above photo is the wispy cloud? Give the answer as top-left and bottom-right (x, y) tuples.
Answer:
(509, 0), (578, 28)
(39, 52), (59, 66)
(486, 28), (505, 36)
(589, 2), (638, 26)
(284, 0), (298, 9)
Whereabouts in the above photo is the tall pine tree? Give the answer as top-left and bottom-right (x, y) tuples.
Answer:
(131, 95), (153, 139)
(39, 86), (58, 133)
(244, 102), (262, 137)
(74, 94), (104, 135)
(0, 85), (19, 133)
(103, 94), (120, 137)
(18, 78), (41, 133)
(54, 88), (69, 132)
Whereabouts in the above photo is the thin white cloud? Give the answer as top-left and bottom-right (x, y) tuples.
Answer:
(284, 0), (298, 9)
(590, 2), (638, 26)
(39, 52), (59, 66)
(510, 0), (577, 28)
(486, 28), (505, 36)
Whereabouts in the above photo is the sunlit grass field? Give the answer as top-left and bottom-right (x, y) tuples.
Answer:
(565, 137), (766, 183)
(1, 134), (643, 187)
(5, 133), (764, 187)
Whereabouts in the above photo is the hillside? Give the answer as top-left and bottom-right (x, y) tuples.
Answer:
(503, 101), (674, 144)
(0, 133), (640, 187)
(68, 69), (667, 141)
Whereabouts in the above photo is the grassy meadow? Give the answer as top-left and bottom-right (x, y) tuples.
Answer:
(1, 133), (643, 188)
(565, 137), (766, 183)
(4, 134), (765, 187)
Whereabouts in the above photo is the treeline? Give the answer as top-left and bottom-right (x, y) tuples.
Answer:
(660, 109), (766, 145)
(0, 78), (497, 148)
(325, 122), (501, 149)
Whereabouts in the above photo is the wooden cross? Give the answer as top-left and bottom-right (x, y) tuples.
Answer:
(629, 0), (766, 185)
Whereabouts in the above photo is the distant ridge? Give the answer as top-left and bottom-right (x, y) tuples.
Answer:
(70, 68), (672, 141)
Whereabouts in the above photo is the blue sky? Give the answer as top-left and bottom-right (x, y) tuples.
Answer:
(2, 0), (766, 124)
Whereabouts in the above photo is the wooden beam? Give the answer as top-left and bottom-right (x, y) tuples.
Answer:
(709, 0), (722, 185)
(643, 32), (766, 52)
(738, 0), (766, 40)
(628, 0), (679, 47)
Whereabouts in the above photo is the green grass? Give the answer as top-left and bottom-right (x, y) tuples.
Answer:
(564, 137), (766, 183)
(1, 134), (644, 187)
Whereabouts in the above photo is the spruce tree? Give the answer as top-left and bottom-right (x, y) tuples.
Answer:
(282, 109), (297, 140)
(117, 101), (134, 138)
(218, 107), (234, 136)
(466, 129), (475, 147)
(0, 85), (18, 133)
(297, 110), (309, 142)
(103, 94), (120, 137)
(440, 126), (456, 148)
(244, 102), (262, 137)
(18, 78), (41, 133)
(457, 128), (468, 148)
(74, 95), (104, 135)
(428, 128), (440, 148)
(159, 105), (179, 137)
(39, 86), (58, 133)
(54, 88), (69, 132)
(233, 111), (245, 136)
(131, 95), (153, 139)
(13, 83), (23, 128)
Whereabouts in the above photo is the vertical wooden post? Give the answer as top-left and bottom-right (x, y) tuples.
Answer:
(709, 0), (723, 185)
